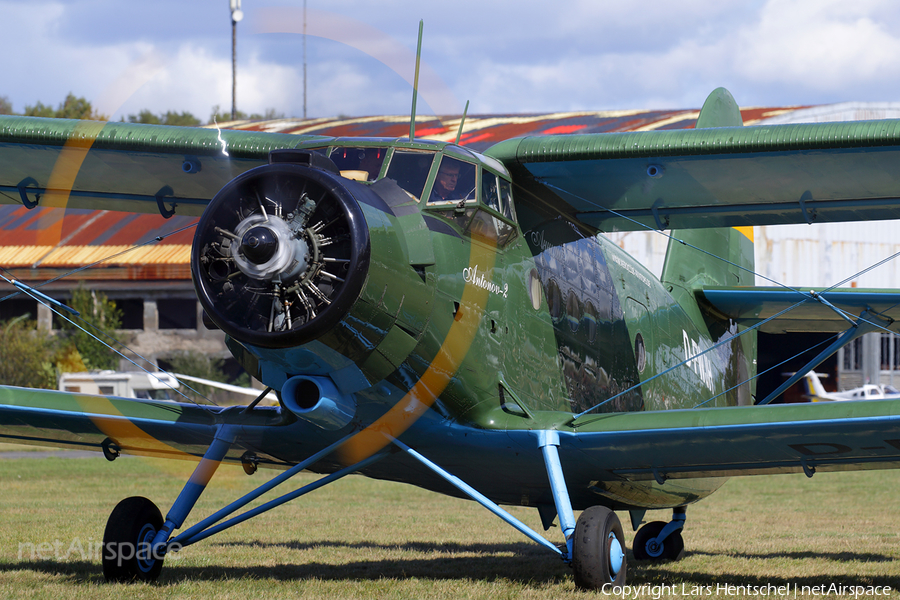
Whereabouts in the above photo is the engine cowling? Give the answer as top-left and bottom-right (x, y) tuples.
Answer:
(191, 156), (370, 349)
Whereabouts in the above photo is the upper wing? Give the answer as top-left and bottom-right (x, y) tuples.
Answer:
(566, 397), (900, 481)
(698, 286), (900, 333)
(0, 116), (325, 216)
(486, 119), (900, 232)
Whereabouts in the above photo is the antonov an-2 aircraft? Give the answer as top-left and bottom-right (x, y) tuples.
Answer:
(3, 85), (900, 589)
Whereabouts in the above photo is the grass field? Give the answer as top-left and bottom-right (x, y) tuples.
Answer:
(1, 447), (899, 599)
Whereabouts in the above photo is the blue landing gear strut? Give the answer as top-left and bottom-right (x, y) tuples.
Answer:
(100, 426), (387, 583)
(633, 507), (686, 561)
(390, 431), (626, 589)
(537, 431), (626, 588)
(100, 427), (625, 589)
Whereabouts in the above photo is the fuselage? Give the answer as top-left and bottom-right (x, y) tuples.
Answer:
(197, 138), (746, 511)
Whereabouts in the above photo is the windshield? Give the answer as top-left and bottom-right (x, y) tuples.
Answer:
(328, 147), (387, 181)
(385, 150), (437, 200)
(427, 156), (476, 204)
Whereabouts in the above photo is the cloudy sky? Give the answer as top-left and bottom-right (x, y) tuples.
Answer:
(3, 0), (900, 122)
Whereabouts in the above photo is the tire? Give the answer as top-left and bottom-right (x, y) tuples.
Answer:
(632, 520), (685, 561)
(102, 496), (165, 582)
(571, 506), (626, 589)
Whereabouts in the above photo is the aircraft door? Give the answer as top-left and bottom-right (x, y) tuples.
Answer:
(622, 296), (650, 410)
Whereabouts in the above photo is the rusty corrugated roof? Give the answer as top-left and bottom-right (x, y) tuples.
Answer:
(0, 205), (196, 280)
(226, 107), (805, 151)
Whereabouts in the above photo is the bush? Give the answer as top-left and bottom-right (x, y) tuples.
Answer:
(0, 317), (58, 389)
(57, 285), (123, 371)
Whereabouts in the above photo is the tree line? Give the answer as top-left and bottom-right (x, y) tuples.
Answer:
(0, 93), (283, 125)
(0, 286), (249, 394)
(0, 286), (123, 388)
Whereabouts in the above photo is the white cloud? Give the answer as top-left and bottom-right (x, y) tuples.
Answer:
(734, 0), (900, 90)
(4, 0), (900, 118)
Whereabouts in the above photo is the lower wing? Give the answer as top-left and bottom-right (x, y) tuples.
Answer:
(0, 385), (289, 466)
(569, 398), (900, 480)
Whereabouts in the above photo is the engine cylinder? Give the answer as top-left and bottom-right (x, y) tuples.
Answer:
(191, 162), (370, 349)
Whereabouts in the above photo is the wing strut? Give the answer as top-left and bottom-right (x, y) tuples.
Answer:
(152, 430), (387, 553)
(537, 430), (576, 558)
(757, 310), (890, 405)
(390, 433), (570, 560)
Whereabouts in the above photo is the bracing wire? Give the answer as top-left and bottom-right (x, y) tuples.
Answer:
(0, 271), (218, 409)
(0, 221), (224, 410)
(543, 183), (900, 418)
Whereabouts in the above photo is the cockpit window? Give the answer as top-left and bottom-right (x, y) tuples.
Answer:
(498, 178), (515, 221)
(481, 170), (502, 212)
(428, 156), (476, 204)
(481, 171), (516, 221)
(474, 170), (517, 245)
(385, 150), (436, 200)
(329, 147), (387, 181)
(423, 158), (518, 247)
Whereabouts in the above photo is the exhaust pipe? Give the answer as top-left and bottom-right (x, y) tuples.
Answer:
(280, 376), (356, 430)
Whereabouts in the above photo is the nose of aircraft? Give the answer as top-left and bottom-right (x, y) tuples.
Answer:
(191, 153), (371, 349)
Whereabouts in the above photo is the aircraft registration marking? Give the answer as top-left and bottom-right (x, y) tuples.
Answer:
(682, 331), (715, 391)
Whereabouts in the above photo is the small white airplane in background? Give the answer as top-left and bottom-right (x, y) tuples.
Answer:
(801, 371), (900, 401)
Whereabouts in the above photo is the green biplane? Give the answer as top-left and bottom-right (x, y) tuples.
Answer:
(2, 84), (900, 589)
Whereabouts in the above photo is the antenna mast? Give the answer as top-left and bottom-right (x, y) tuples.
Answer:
(303, 0), (307, 119)
(455, 101), (469, 145)
(408, 20), (423, 141)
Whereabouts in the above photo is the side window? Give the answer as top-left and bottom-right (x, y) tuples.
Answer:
(329, 147), (387, 181)
(481, 171), (502, 212)
(546, 279), (563, 321)
(498, 178), (515, 221)
(428, 157), (476, 204)
(385, 151), (436, 200)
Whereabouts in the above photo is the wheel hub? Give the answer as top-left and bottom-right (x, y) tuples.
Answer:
(608, 532), (625, 577)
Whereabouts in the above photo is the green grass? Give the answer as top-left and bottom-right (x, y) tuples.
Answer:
(1, 450), (899, 599)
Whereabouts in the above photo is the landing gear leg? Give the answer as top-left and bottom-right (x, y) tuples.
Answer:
(535, 431), (627, 589)
(571, 506), (627, 588)
(633, 506), (686, 561)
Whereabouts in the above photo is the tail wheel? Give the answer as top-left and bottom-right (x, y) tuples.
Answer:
(102, 496), (165, 583)
(632, 520), (685, 561)
(572, 506), (626, 589)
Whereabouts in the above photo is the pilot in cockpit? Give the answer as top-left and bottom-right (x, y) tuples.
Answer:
(429, 160), (461, 202)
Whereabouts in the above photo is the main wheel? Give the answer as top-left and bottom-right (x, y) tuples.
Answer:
(102, 496), (165, 582)
(571, 506), (626, 589)
(632, 520), (685, 561)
